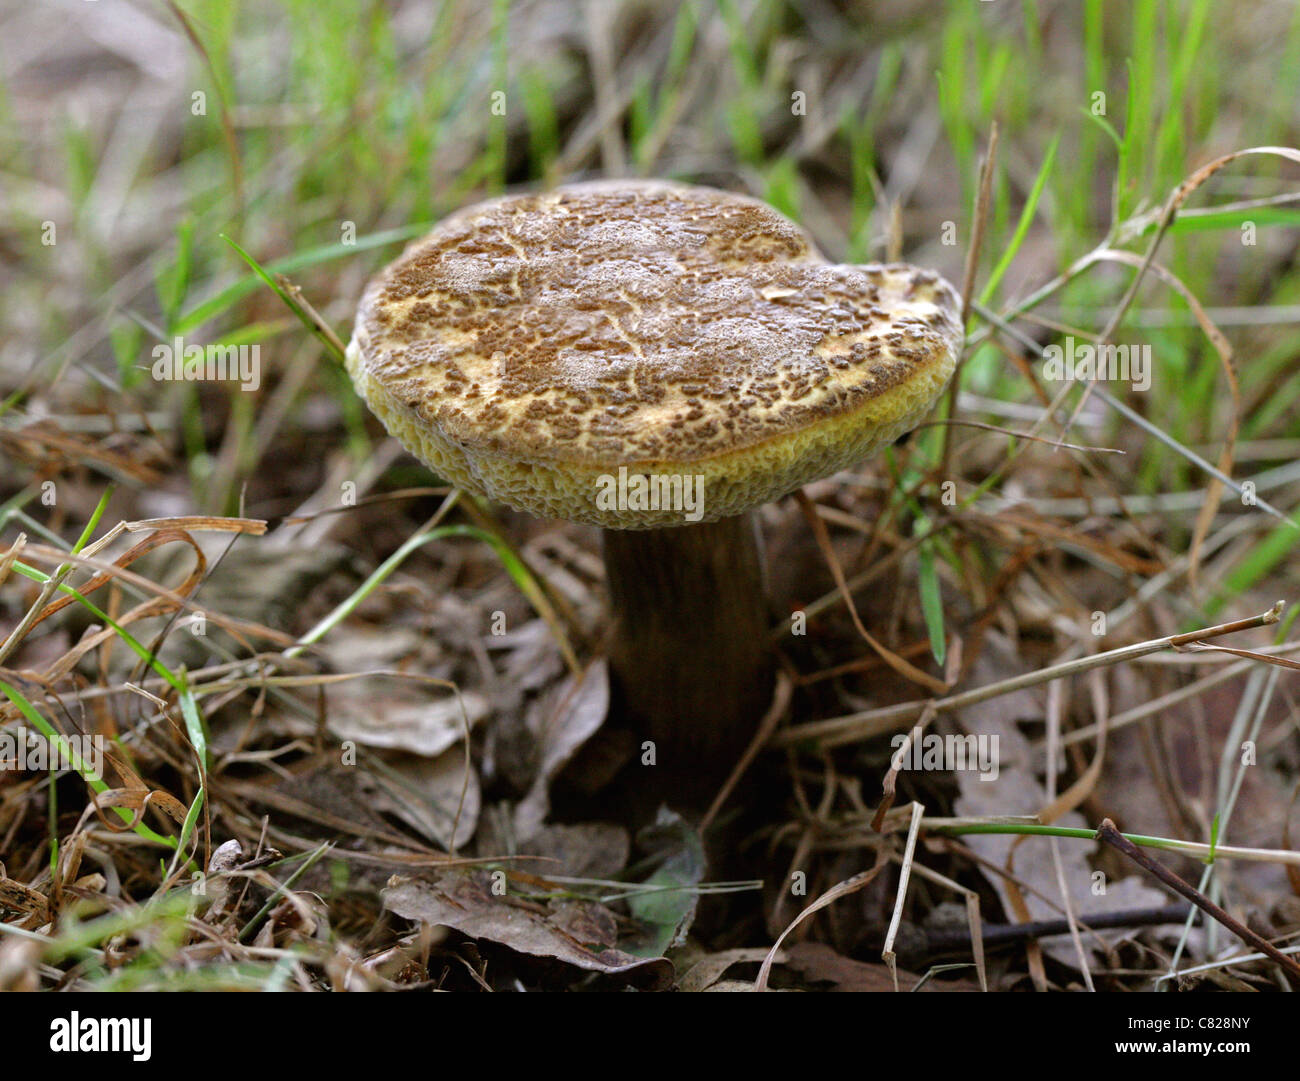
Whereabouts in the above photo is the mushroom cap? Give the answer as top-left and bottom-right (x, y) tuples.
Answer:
(346, 180), (962, 528)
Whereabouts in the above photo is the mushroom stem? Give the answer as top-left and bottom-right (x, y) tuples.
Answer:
(602, 513), (774, 774)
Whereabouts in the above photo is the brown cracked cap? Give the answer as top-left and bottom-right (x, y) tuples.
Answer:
(346, 180), (963, 529)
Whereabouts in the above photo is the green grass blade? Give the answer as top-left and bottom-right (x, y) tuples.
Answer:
(219, 233), (346, 364)
(173, 224), (428, 336)
(0, 680), (174, 847)
(917, 538), (947, 667)
(979, 135), (1058, 305)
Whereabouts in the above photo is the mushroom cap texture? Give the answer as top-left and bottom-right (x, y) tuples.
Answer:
(347, 180), (962, 528)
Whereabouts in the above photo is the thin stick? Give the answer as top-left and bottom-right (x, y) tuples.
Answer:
(920, 818), (1300, 869)
(773, 602), (1285, 748)
(919, 903), (1193, 954)
(1094, 819), (1300, 981)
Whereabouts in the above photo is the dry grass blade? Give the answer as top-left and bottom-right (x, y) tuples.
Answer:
(754, 847), (890, 992)
(970, 300), (1294, 526)
(1174, 642), (1300, 671)
(773, 602), (1284, 748)
(794, 490), (947, 695)
(1088, 248), (1238, 584)
(893, 855), (988, 992)
(916, 418), (1125, 454)
(870, 702), (937, 832)
(701, 672), (793, 834)
(23, 529), (208, 631)
(881, 800), (925, 989)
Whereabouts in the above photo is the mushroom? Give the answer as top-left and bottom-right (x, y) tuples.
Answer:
(345, 180), (962, 779)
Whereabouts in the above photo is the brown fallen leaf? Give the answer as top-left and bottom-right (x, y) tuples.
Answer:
(513, 660), (609, 841)
(679, 948), (782, 992)
(367, 744), (481, 851)
(384, 869), (672, 989)
(509, 822), (630, 881)
(329, 692), (490, 758)
(782, 942), (983, 992)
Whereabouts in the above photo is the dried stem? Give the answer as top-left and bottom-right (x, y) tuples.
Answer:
(1094, 819), (1300, 981)
(773, 602), (1285, 749)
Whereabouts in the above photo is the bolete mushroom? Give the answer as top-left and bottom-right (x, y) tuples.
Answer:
(346, 180), (962, 778)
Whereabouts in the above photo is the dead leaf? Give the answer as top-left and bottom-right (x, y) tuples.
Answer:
(513, 823), (630, 880)
(367, 744), (480, 850)
(679, 948), (779, 992)
(782, 942), (983, 992)
(0, 876), (50, 929)
(383, 870), (672, 988)
(513, 660), (609, 841)
(330, 691), (489, 758)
